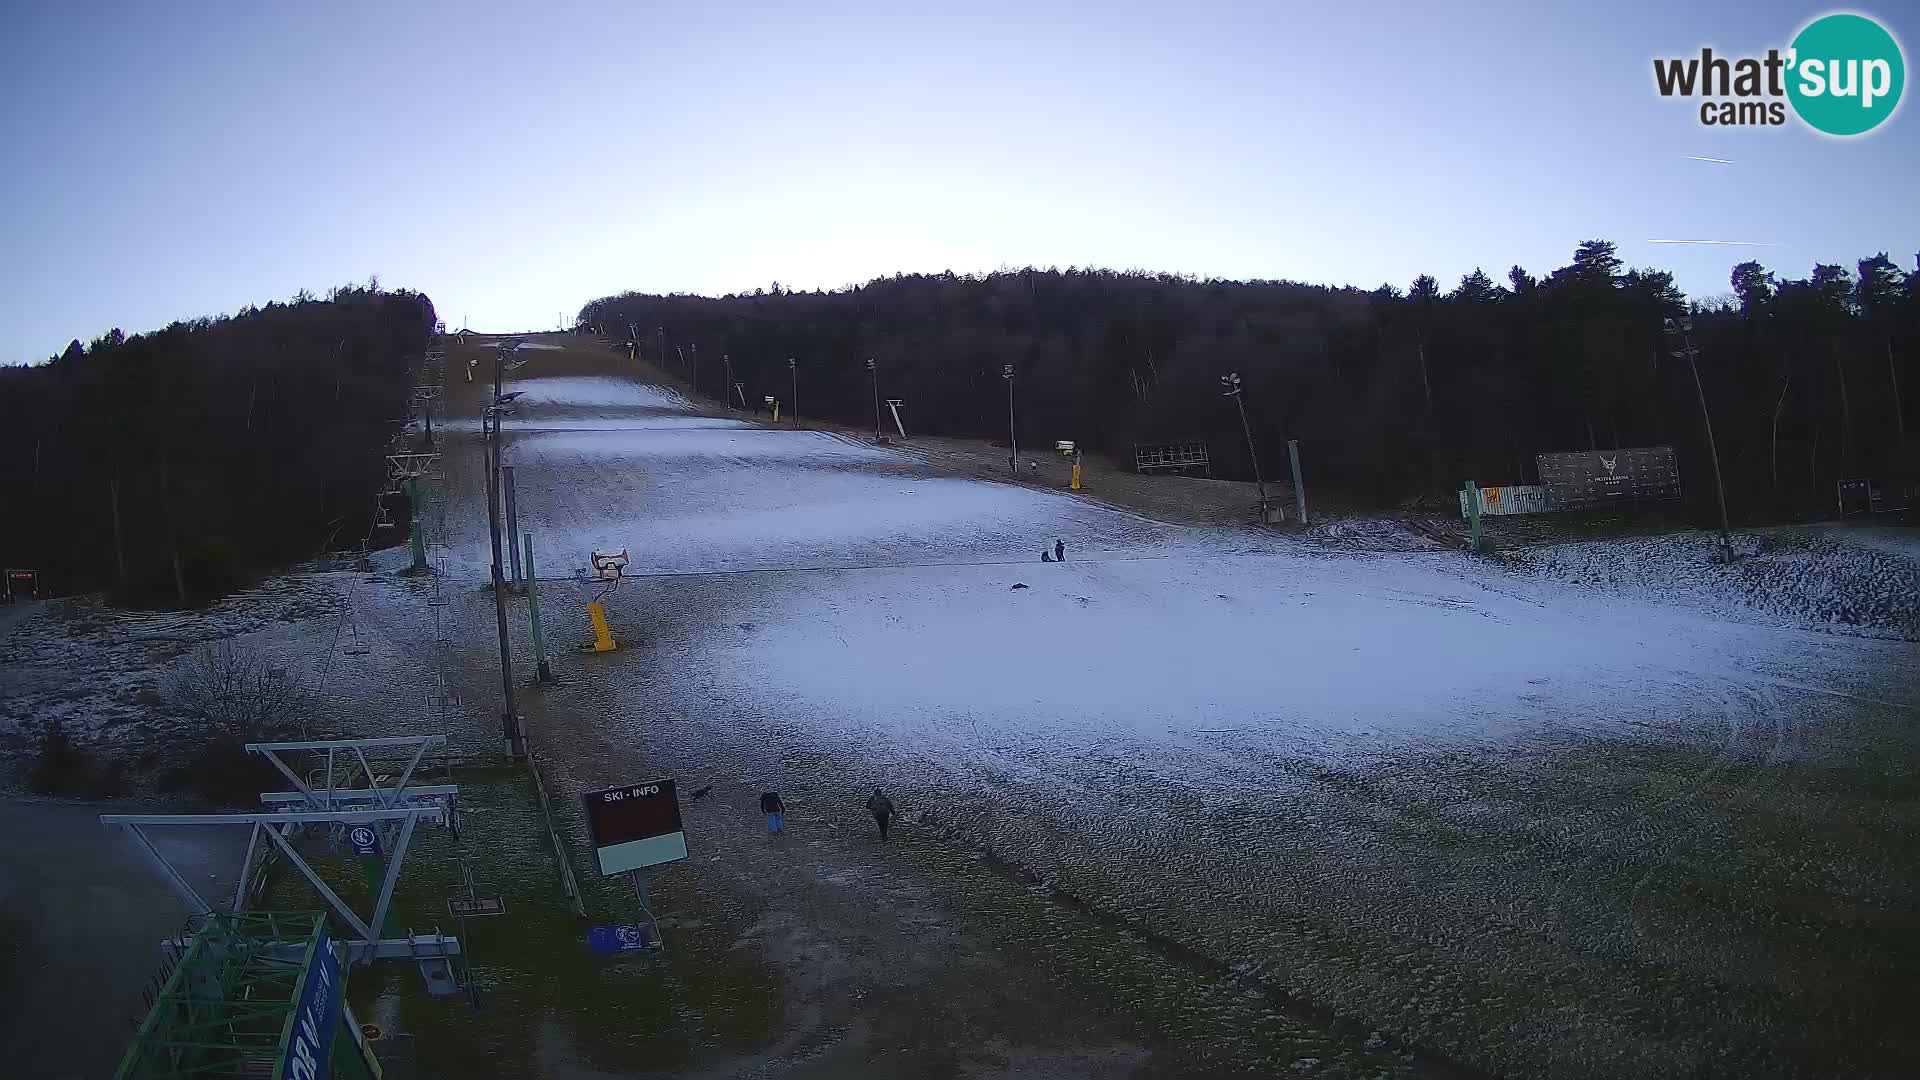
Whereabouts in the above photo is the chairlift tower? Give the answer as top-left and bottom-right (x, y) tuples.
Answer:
(387, 452), (439, 482)
(101, 804), (459, 964)
(411, 384), (443, 444)
(110, 912), (382, 1080)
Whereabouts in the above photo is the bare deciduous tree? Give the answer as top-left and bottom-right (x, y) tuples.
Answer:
(167, 640), (306, 737)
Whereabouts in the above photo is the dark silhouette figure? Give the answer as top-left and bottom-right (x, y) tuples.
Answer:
(867, 788), (895, 842)
(1054, 539), (1066, 562)
(760, 791), (785, 834)
(1041, 550), (1052, 562)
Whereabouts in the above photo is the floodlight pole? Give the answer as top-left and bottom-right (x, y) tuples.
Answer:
(1221, 372), (1269, 520)
(1002, 364), (1018, 473)
(867, 358), (881, 440)
(1665, 318), (1734, 562)
(788, 358), (799, 425)
(1287, 439), (1308, 525)
(487, 348), (525, 759)
(723, 354), (734, 410)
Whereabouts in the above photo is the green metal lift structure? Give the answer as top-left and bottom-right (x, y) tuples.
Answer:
(112, 911), (381, 1080)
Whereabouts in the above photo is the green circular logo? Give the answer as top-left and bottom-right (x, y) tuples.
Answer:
(1787, 13), (1905, 136)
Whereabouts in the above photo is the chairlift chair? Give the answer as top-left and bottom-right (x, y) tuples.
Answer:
(340, 616), (372, 656)
(407, 927), (466, 1000)
(424, 670), (461, 708)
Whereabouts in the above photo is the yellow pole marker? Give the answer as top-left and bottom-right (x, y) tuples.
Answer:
(587, 600), (619, 653)
(1070, 453), (1082, 491)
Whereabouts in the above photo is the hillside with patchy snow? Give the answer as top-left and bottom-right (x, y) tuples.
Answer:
(1504, 527), (1920, 639)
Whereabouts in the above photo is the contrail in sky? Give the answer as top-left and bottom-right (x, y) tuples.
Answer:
(1683, 155), (1736, 163)
(1646, 239), (1777, 246)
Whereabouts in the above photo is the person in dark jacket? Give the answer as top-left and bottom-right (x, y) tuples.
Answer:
(1054, 539), (1065, 562)
(866, 788), (895, 842)
(760, 791), (785, 834)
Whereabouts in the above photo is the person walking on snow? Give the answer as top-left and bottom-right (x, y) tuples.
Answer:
(1054, 539), (1065, 562)
(867, 788), (895, 842)
(760, 791), (785, 834)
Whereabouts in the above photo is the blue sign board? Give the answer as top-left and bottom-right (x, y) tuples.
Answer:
(279, 922), (342, 1080)
(347, 825), (381, 857)
(587, 923), (658, 955)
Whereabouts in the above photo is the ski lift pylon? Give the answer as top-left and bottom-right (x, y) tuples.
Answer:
(387, 452), (440, 481)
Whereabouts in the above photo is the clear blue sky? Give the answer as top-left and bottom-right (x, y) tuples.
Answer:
(2, 1), (1914, 361)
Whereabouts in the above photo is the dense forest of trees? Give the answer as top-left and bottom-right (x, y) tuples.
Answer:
(581, 242), (1918, 525)
(0, 283), (437, 605)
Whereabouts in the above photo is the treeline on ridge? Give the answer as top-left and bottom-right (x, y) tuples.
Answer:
(0, 283), (437, 606)
(579, 242), (1917, 524)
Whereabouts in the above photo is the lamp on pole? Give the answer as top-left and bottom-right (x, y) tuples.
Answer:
(486, 345), (525, 759)
(722, 354), (734, 410)
(1002, 364), (1018, 473)
(656, 327), (666, 372)
(1220, 372), (1270, 521)
(788, 357), (798, 425)
(867, 358), (881, 441)
(1663, 317), (1735, 562)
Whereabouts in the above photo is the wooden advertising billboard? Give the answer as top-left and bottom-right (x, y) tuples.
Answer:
(1535, 446), (1681, 509)
(582, 778), (688, 876)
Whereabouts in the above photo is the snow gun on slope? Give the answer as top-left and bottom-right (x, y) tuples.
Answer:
(584, 548), (628, 653)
